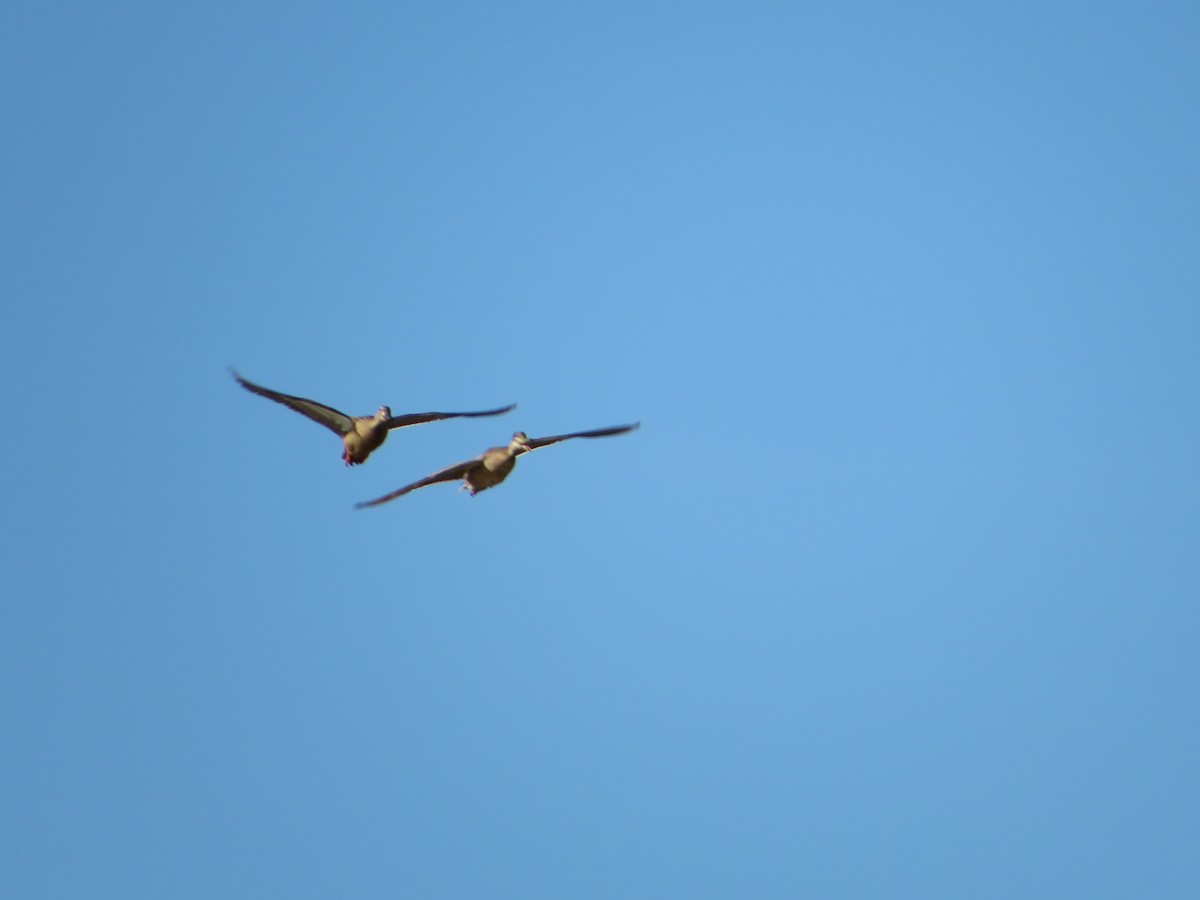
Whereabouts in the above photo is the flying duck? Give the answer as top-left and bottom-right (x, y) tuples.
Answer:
(232, 370), (516, 466)
(355, 423), (640, 507)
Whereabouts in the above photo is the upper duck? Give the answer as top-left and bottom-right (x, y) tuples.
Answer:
(232, 370), (516, 466)
(355, 423), (639, 507)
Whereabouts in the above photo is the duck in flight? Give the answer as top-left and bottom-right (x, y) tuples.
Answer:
(355, 423), (640, 507)
(231, 370), (516, 466)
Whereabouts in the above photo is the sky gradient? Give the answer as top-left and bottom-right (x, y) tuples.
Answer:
(4, 2), (1199, 897)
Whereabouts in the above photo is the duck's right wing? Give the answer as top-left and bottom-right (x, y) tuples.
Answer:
(231, 370), (354, 436)
(354, 459), (479, 508)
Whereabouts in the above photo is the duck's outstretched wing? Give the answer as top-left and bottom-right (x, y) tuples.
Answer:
(231, 370), (354, 436)
(383, 403), (516, 430)
(354, 459), (480, 508)
(521, 422), (640, 453)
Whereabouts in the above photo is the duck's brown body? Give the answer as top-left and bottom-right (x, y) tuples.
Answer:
(463, 443), (521, 495)
(341, 412), (392, 465)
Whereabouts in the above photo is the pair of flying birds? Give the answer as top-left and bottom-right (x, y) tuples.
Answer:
(231, 371), (638, 508)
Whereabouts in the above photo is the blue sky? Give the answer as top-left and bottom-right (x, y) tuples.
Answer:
(3, 1), (1199, 897)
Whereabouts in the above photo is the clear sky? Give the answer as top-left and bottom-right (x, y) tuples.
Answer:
(4, 1), (1199, 897)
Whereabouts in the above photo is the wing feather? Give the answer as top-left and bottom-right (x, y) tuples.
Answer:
(354, 460), (479, 508)
(231, 370), (355, 436)
(521, 422), (640, 453)
(383, 403), (516, 431)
